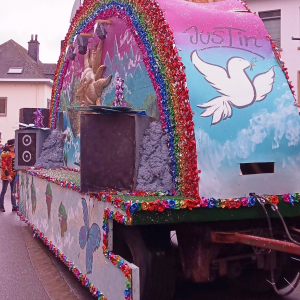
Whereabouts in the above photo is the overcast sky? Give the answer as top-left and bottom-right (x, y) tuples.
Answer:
(0, 0), (76, 63)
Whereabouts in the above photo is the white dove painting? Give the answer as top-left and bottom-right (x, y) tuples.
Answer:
(191, 51), (275, 125)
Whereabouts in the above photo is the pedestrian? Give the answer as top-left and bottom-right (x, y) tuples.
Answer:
(0, 144), (3, 165)
(0, 139), (17, 212)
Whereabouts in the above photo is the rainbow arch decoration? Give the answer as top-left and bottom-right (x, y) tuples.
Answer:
(49, 0), (199, 198)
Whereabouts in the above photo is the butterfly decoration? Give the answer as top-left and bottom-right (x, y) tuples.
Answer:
(79, 198), (101, 274)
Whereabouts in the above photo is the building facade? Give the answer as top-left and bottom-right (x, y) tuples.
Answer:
(0, 35), (55, 143)
(246, 0), (300, 104)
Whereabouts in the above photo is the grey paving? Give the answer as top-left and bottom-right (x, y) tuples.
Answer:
(0, 185), (50, 300)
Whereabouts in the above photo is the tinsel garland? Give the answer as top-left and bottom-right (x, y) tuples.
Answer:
(102, 193), (299, 216)
(21, 169), (299, 218)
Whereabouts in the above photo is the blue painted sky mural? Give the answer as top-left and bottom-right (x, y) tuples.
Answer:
(188, 50), (300, 198)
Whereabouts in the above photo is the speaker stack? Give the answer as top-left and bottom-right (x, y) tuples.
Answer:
(15, 129), (51, 169)
(80, 113), (151, 193)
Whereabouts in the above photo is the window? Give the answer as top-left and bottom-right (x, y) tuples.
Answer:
(259, 10), (281, 48)
(7, 67), (23, 74)
(240, 162), (274, 175)
(0, 98), (7, 116)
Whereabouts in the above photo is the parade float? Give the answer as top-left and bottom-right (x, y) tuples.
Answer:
(17, 0), (300, 299)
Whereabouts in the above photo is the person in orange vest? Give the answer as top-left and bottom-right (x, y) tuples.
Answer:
(0, 139), (17, 212)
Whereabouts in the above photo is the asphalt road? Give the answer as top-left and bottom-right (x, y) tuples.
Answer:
(0, 194), (50, 299)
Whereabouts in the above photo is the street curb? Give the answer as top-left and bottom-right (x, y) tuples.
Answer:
(22, 225), (79, 300)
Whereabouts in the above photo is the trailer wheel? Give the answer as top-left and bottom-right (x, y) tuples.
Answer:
(230, 250), (299, 293)
(113, 222), (175, 300)
(276, 253), (300, 290)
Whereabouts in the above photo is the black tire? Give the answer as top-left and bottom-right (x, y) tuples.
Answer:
(229, 251), (283, 293)
(276, 253), (300, 290)
(113, 222), (175, 300)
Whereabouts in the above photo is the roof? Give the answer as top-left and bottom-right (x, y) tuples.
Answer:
(0, 39), (56, 80)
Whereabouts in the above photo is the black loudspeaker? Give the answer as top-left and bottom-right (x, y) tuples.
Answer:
(15, 129), (51, 169)
(19, 108), (50, 127)
(80, 113), (151, 193)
